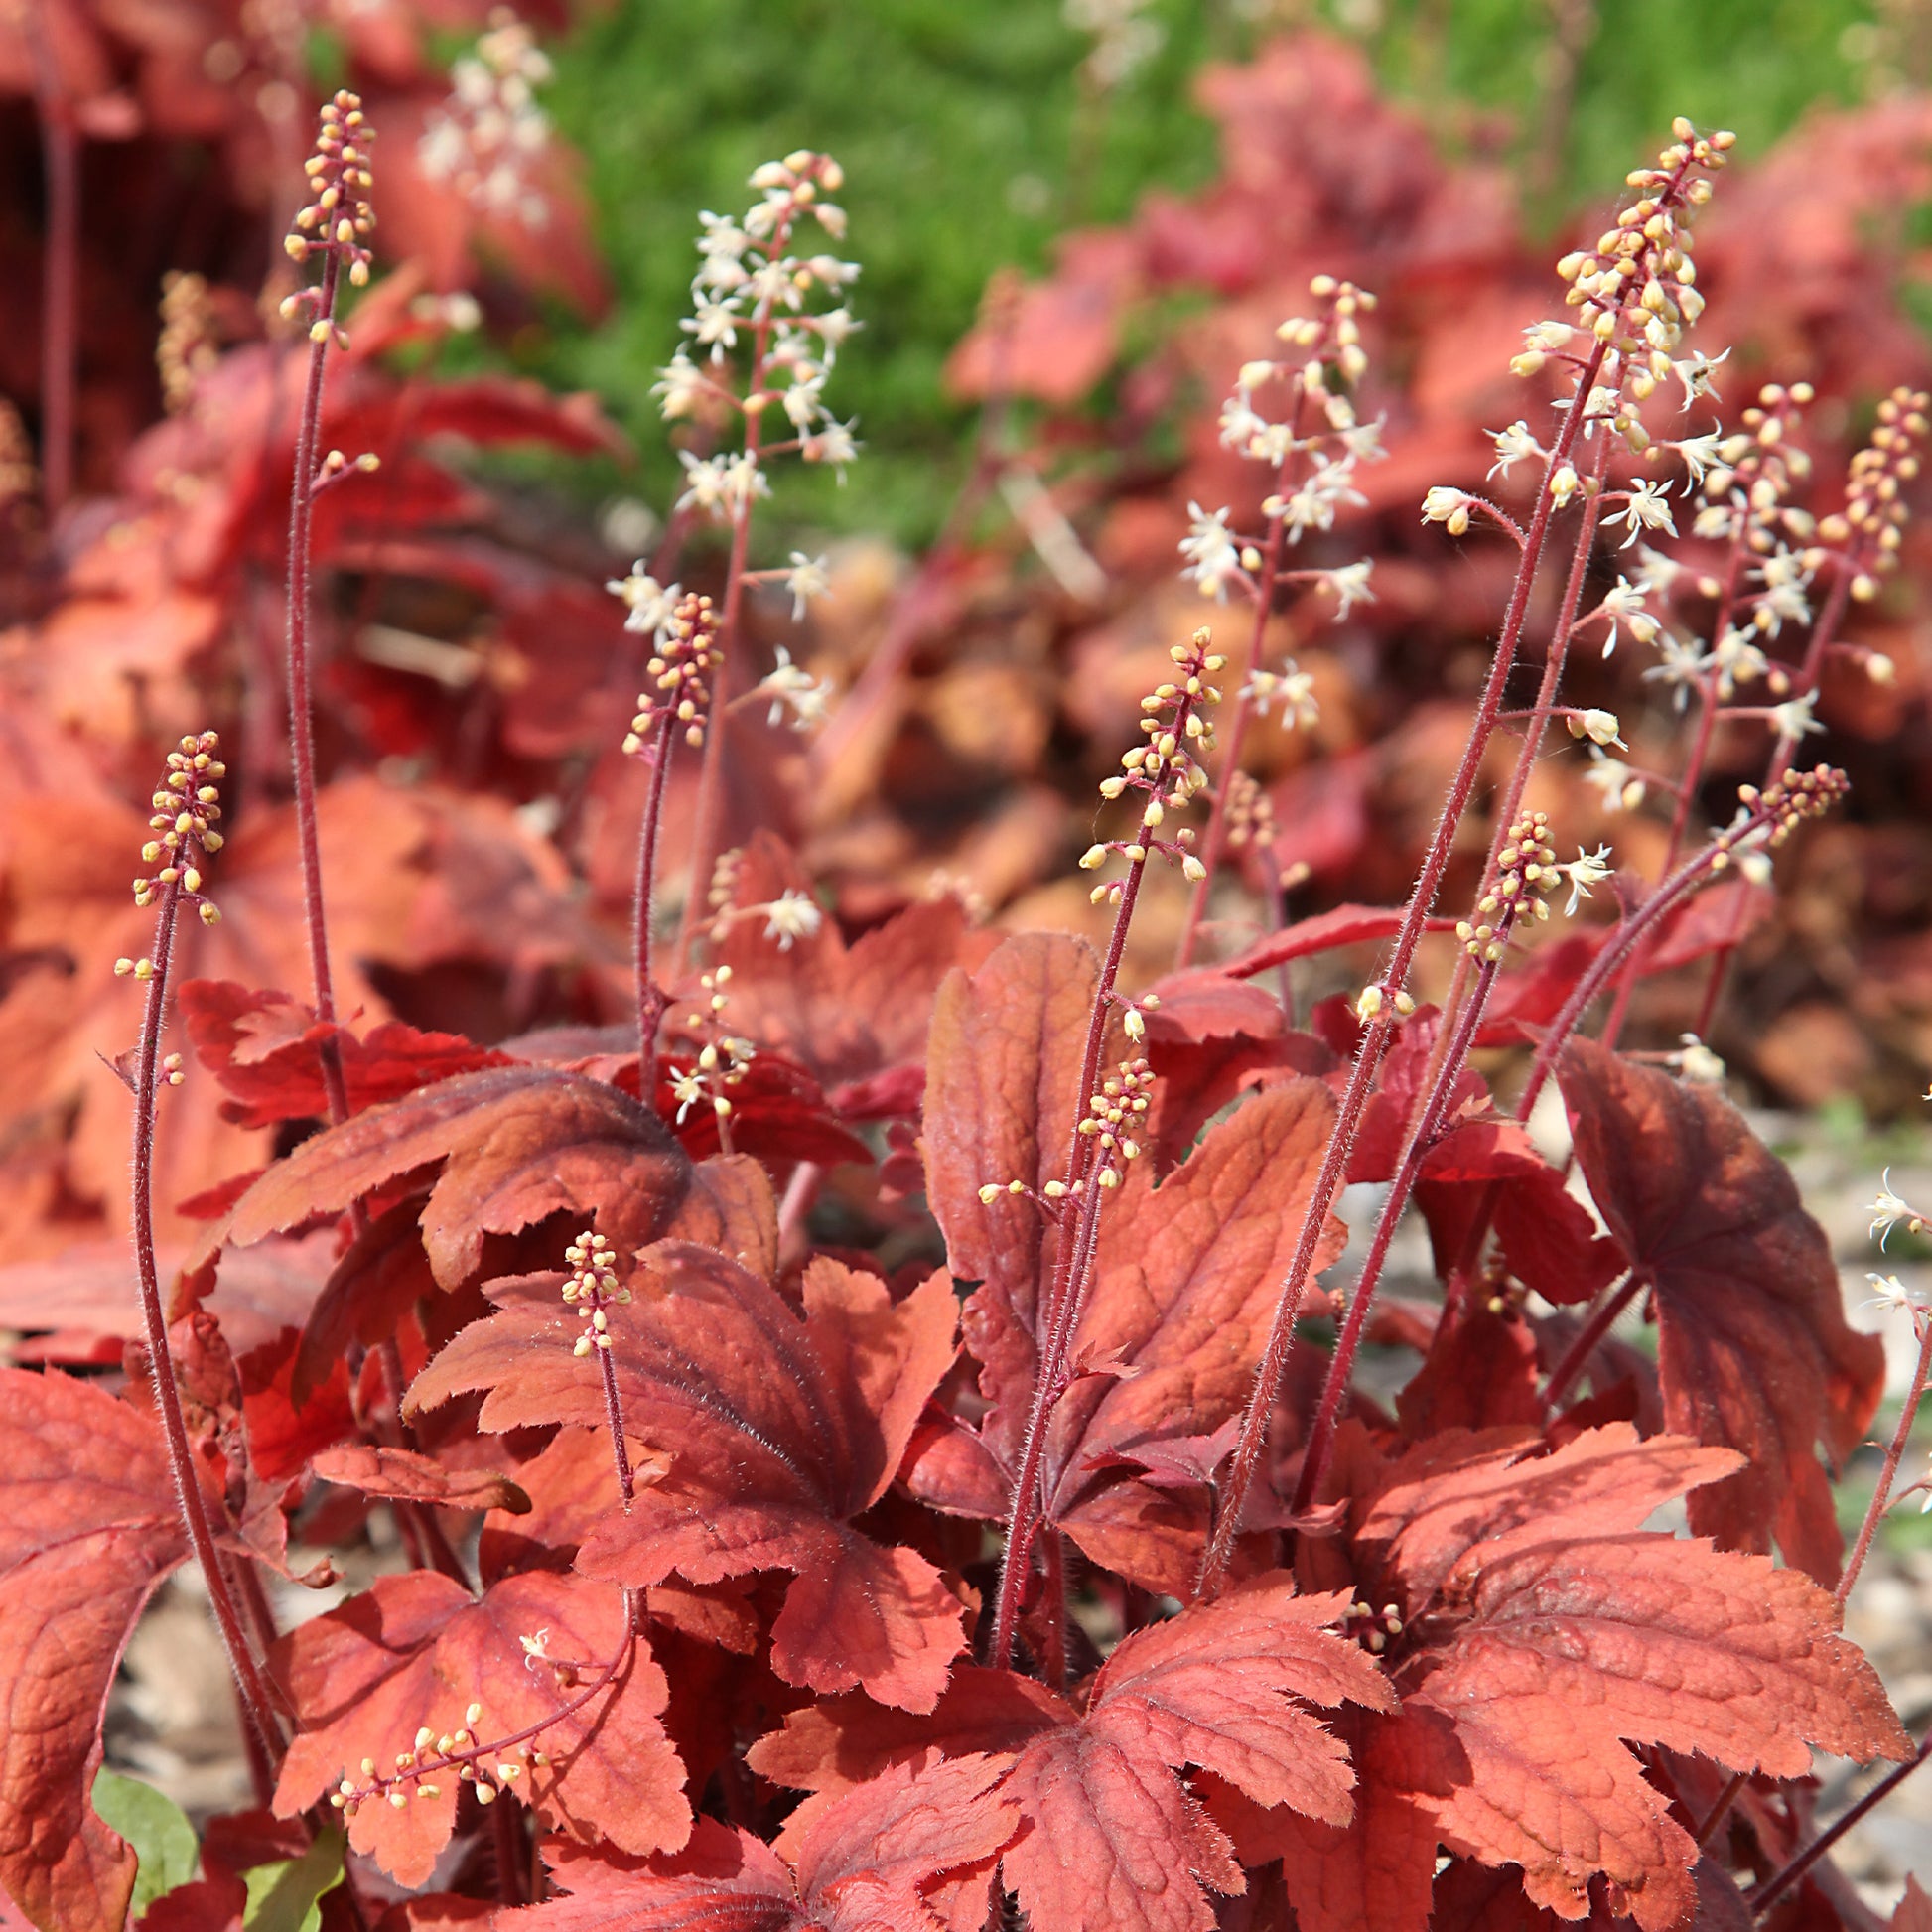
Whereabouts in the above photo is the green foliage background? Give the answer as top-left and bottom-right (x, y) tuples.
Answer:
(510, 0), (1887, 548)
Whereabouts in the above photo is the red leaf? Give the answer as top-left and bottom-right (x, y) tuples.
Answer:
(179, 980), (509, 1129)
(709, 833), (994, 1093)
(1558, 1039), (1885, 1582)
(273, 1570), (687, 1887)
(655, 1051), (874, 1169)
(1395, 1307), (1543, 1439)
(1218, 905), (1417, 981)
(1315, 1427), (1908, 1930)
(756, 1576), (1391, 1932)
(0, 1369), (187, 1932)
(504, 1754), (1019, 1930)
(308, 1444), (533, 1515)
(409, 1251), (967, 1711)
(194, 1066), (696, 1289)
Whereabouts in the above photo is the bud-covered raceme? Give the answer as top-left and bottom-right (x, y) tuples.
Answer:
(116, 733), (226, 978)
(621, 592), (726, 754)
(283, 92), (376, 297)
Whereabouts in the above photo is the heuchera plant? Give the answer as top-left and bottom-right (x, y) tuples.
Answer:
(4, 79), (1932, 1932)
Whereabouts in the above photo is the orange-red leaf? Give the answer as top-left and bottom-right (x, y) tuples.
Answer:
(503, 1754), (1019, 1930)
(1313, 1427), (1909, 1931)
(1558, 1039), (1885, 1582)
(273, 1570), (688, 1888)
(0, 1369), (187, 1932)
(195, 1066), (695, 1289)
(756, 1575), (1391, 1932)
(409, 1251), (966, 1711)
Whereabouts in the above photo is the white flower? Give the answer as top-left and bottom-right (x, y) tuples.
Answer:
(1861, 1272), (1917, 1315)
(755, 644), (831, 728)
(1671, 428), (1726, 487)
(605, 566), (681, 636)
(1769, 692), (1826, 741)
(1671, 345), (1731, 407)
(1272, 453), (1365, 541)
(1668, 1034), (1726, 1083)
(783, 376), (827, 431)
(652, 351), (710, 421)
(755, 889), (823, 950)
(668, 1065), (707, 1124)
(782, 551), (829, 621)
(802, 419), (860, 471)
(1218, 390), (1268, 453)
(1486, 420), (1542, 481)
(684, 297), (745, 357)
(1595, 575), (1658, 659)
(1557, 843), (1613, 917)
(1243, 663), (1317, 729)
(1868, 1171), (1921, 1251)
(1584, 745), (1645, 813)
(811, 306), (860, 351)
(1316, 559), (1375, 620)
(1751, 548), (1812, 637)
(1179, 502), (1247, 601)
(1643, 631), (1710, 711)
(1339, 417), (1387, 464)
(1523, 319), (1573, 353)
(1569, 708), (1625, 749)
(1606, 479), (1678, 549)
(1547, 464), (1582, 508)
(675, 451), (733, 516)
(1421, 485), (1472, 533)
(1693, 498), (1741, 542)
(1709, 626), (1768, 699)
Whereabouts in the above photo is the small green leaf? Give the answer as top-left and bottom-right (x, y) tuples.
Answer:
(241, 1827), (345, 1932)
(90, 1769), (198, 1915)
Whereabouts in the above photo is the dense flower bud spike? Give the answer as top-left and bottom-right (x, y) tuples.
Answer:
(623, 592), (725, 755)
(284, 91), (376, 292)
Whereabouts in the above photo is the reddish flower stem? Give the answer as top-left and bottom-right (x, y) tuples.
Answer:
(1692, 561), (1855, 1038)
(632, 709), (678, 1075)
(284, 248), (352, 1129)
(1194, 339), (1611, 1599)
(1836, 1310), (1932, 1608)
(130, 878), (286, 1758)
(1543, 1272), (1642, 1412)
(1599, 518), (1752, 1044)
(1745, 1729), (1932, 1915)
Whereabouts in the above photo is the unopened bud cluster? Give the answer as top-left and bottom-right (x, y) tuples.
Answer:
(976, 1057), (1156, 1212)
(157, 272), (218, 414)
(1817, 386), (1929, 604)
(623, 593), (724, 756)
(327, 1697), (544, 1817)
(1338, 1598), (1405, 1656)
(1456, 810), (1562, 962)
(666, 969), (756, 1126)
(1725, 765), (1849, 860)
(1508, 120), (1732, 462)
(564, 1231), (631, 1358)
(1081, 630), (1223, 901)
(284, 93), (375, 288)
(1222, 768), (1277, 853)
(116, 734), (225, 978)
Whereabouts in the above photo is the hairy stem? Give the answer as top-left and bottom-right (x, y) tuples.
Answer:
(632, 710), (678, 1073)
(130, 880), (286, 1756)
(1543, 1272), (1642, 1412)
(1836, 1311), (1932, 1608)
(1195, 340), (1611, 1599)
(1745, 1730), (1932, 1916)
(284, 249), (352, 1128)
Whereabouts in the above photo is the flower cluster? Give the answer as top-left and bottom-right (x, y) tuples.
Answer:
(563, 1231), (631, 1359)
(1080, 630), (1224, 900)
(1868, 1173), (1928, 1252)
(156, 272), (217, 414)
(1453, 810), (1609, 963)
(115, 733), (225, 979)
(326, 1698), (543, 1818)
(665, 969), (756, 1127)
(977, 1056), (1155, 1207)
(1722, 765), (1851, 861)
(1064, 0), (1164, 90)
(620, 592), (725, 753)
(1820, 384), (1929, 605)
(418, 10), (554, 227)
(282, 92), (376, 300)
(1337, 1598), (1405, 1657)
(653, 150), (860, 492)
(1182, 275), (1384, 613)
